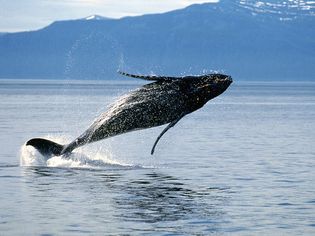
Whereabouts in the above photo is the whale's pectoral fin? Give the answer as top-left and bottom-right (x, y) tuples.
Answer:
(151, 113), (186, 155)
(118, 71), (180, 82)
(26, 138), (65, 158)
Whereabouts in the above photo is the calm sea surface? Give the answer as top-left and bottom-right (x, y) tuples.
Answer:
(0, 79), (314, 235)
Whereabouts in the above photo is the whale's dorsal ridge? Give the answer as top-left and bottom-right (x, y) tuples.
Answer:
(118, 71), (180, 82)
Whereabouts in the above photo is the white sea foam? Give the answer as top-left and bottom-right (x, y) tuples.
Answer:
(20, 135), (136, 169)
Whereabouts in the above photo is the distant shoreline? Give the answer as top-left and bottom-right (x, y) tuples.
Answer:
(1, 78), (315, 83)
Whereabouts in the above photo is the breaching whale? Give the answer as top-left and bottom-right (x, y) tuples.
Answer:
(26, 71), (232, 157)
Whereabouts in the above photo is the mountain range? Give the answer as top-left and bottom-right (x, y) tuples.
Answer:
(0, 0), (314, 80)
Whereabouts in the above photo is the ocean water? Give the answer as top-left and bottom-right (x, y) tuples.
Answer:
(0, 79), (315, 235)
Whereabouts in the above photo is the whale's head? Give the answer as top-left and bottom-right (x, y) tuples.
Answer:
(186, 73), (232, 109)
(196, 73), (232, 99)
(209, 73), (233, 88)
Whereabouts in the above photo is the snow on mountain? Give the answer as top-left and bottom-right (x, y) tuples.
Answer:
(236, 0), (315, 18)
(84, 15), (109, 20)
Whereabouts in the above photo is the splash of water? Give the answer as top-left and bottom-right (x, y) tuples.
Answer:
(20, 135), (136, 169)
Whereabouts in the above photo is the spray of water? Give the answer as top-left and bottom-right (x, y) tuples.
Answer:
(20, 135), (137, 169)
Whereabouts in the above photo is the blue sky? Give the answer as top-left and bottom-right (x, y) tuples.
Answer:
(0, 0), (219, 32)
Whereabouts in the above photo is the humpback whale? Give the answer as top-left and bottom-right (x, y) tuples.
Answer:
(26, 71), (232, 157)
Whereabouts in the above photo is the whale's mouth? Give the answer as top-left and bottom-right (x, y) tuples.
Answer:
(226, 75), (233, 83)
(225, 76), (233, 85)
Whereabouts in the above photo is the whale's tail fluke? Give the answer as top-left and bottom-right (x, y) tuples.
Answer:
(26, 138), (66, 157)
